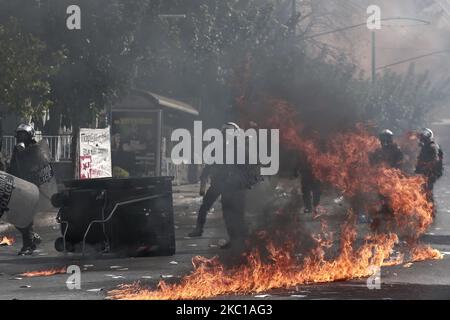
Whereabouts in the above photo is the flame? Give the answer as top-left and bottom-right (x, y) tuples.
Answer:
(109, 225), (399, 300)
(0, 236), (15, 246)
(263, 99), (433, 237)
(20, 267), (67, 278)
(109, 98), (441, 300)
(410, 245), (443, 262)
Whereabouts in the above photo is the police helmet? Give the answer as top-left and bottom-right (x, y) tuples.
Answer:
(221, 122), (240, 132)
(419, 128), (434, 143)
(15, 123), (35, 138)
(379, 129), (394, 145)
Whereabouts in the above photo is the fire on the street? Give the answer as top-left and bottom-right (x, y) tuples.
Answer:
(108, 232), (393, 300)
(109, 99), (442, 300)
(20, 267), (67, 278)
(108, 233), (441, 300)
(410, 245), (443, 262)
(0, 236), (15, 246)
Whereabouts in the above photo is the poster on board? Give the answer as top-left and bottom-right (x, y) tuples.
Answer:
(79, 127), (112, 179)
(110, 110), (162, 177)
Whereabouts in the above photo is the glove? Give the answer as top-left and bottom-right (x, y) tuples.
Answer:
(14, 142), (26, 152)
(199, 182), (206, 196)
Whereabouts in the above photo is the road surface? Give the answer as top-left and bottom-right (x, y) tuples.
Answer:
(1, 170), (450, 300)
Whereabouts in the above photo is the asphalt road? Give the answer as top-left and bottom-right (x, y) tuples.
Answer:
(0, 170), (450, 300)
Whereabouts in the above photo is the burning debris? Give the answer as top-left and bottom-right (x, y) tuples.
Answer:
(0, 236), (15, 246)
(410, 245), (443, 262)
(20, 267), (67, 278)
(108, 225), (441, 300)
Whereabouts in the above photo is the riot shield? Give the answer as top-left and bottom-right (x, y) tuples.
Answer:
(14, 140), (58, 212)
(0, 171), (39, 228)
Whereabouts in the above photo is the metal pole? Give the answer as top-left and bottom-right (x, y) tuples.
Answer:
(291, 0), (296, 36)
(371, 31), (376, 83)
(304, 17), (429, 40)
(377, 50), (450, 70)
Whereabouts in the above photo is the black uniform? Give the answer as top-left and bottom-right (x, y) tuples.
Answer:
(370, 143), (404, 169)
(416, 141), (442, 203)
(192, 165), (222, 232)
(7, 140), (41, 255)
(218, 164), (251, 248)
(192, 122), (262, 246)
(298, 155), (321, 213)
(189, 161), (261, 244)
(369, 142), (404, 228)
(8, 140), (35, 175)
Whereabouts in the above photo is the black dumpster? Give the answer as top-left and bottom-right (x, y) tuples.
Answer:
(52, 176), (175, 257)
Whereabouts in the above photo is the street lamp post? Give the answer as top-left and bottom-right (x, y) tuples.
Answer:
(372, 31), (376, 82)
(291, 0), (296, 36)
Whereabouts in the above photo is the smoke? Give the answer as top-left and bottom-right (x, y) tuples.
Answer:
(320, 0), (450, 81)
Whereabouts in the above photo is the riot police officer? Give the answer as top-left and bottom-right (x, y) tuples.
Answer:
(415, 128), (443, 207)
(8, 124), (41, 255)
(298, 155), (321, 214)
(368, 129), (404, 228)
(9, 124), (37, 174)
(370, 129), (404, 169)
(188, 121), (262, 249)
(218, 122), (247, 249)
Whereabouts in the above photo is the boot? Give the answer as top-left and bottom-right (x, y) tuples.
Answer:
(188, 225), (203, 237)
(16, 224), (41, 256)
(219, 241), (232, 249)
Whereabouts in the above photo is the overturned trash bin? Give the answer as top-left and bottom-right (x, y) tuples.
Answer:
(52, 177), (175, 257)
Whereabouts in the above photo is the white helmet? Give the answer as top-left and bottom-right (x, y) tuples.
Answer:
(221, 122), (240, 132)
(379, 129), (394, 146)
(222, 122), (241, 148)
(15, 123), (35, 138)
(419, 128), (434, 143)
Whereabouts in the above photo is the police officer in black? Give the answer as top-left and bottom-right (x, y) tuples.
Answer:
(298, 155), (321, 214)
(187, 165), (222, 237)
(212, 122), (262, 249)
(415, 128), (443, 207)
(370, 129), (404, 169)
(188, 122), (261, 249)
(8, 124), (42, 255)
(366, 129), (404, 228)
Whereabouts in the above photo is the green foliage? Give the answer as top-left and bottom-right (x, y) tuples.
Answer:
(365, 65), (450, 132)
(0, 18), (63, 119)
(0, 0), (145, 129)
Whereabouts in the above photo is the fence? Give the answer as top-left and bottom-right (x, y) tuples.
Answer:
(2, 135), (73, 163)
(161, 158), (193, 185)
(2, 136), (197, 184)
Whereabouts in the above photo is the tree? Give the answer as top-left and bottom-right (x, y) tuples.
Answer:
(0, 0), (146, 132)
(0, 18), (63, 120)
(364, 64), (450, 132)
(0, 0), (147, 175)
(1, 0), (448, 170)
